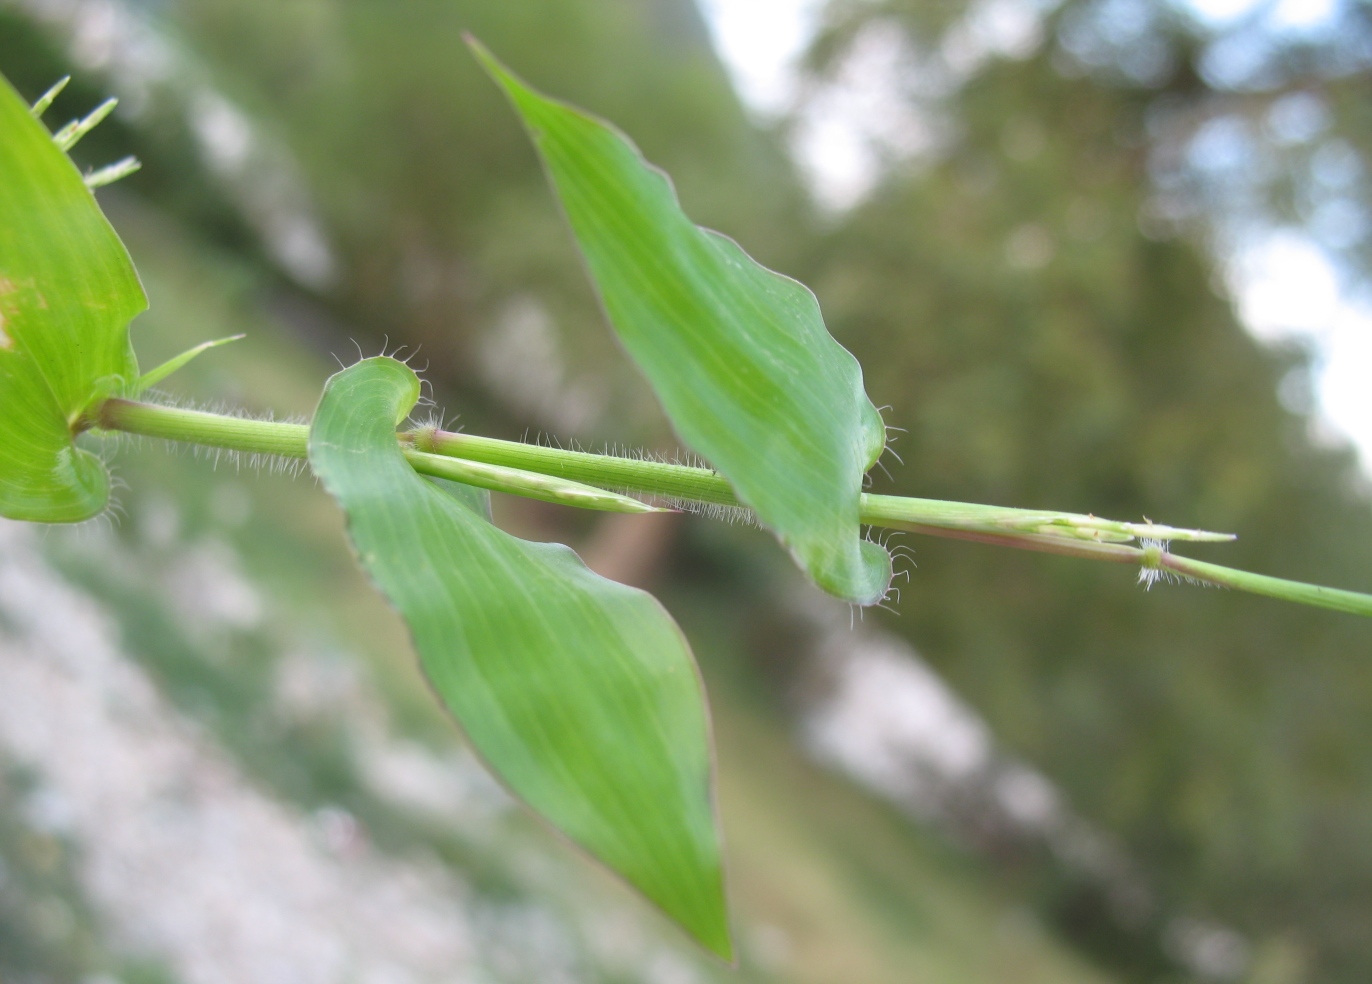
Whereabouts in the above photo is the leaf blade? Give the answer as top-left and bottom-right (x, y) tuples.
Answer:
(309, 357), (732, 959)
(0, 348), (109, 521)
(0, 73), (145, 522)
(470, 40), (891, 604)
(136, 333), (245, 392)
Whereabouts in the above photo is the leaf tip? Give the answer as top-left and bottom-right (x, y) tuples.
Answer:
(53, 96), (118, 152)
(84, 155), (142, 190)
(30, 75), (71, 118)
(135, 333), (248, 393)
(463, 34), (533, 107)
(700, 918), (737, 965)
(462, 32), (502, 78)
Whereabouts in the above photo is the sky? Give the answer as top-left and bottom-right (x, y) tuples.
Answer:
(697, 0), (1372, 477)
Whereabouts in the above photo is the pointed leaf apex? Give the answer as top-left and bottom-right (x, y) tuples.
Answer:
(312, 357), (732, 959)
(85, 155), (142, 190)
(30, 76), (70, 118)
(53, 97), (117, 152)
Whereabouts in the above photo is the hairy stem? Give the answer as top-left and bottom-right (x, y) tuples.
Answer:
(96, 400), (660, 514)
(99, 400), (310, 456)
(96, 398), (1372, 616)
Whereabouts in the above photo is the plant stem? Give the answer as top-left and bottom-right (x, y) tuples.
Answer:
(99, 400), (310, 457)
(412, 428), (741, 506)
(96, 398), (1372, 616)
(95, 399), (661, 514)
(1160, 553), (1372, 617)
(410, 427), (1233, 543)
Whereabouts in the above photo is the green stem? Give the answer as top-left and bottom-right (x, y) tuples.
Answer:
(1161, 553), (1372, 617)
(411, 428), (741, 505)
(95, 399), (660, 514)
(410, 428), (1233, 543)
(99, 400), (310, 457)
(96, 398), (1372, 617)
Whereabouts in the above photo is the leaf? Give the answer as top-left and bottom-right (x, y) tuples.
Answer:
(0, 74), (145, 522)
(85, 156), (142, 190)
(52, 97), (117, 152)
(29, 76), (70, 118)
(136, 334), (245, 392)
(309, 357), (732, 959)
(469, 39), (891, 605)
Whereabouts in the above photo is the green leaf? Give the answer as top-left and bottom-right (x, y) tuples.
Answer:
(309, 357), (732, 959)
(29, 76), (70, 118)
(84, 156), (142, 190)
(52, 97), (117, 152)
(136, 333), (245, 392)
(0, 74), (145, 522)
(469, 39), (891, 605)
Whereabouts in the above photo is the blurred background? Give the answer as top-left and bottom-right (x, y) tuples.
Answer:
(2, 0), (1372, 981)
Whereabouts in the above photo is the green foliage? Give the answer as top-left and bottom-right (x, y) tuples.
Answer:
(471, 41), (892, 605)
(308, 356), (730, 958)
(8, 5), (1372, 977)
(0, 75), (143, 522)
(135, 333), (243, 393)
